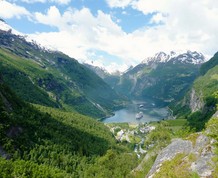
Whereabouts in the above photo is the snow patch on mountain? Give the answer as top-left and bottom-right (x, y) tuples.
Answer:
(142, 51), (206, 65)
(0, 18), (55, 52)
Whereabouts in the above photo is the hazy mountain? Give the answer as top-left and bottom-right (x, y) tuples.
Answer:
(83, 63), (110, 79)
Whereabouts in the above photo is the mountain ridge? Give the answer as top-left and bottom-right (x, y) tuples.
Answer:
(141, 51), (206, 65)
(0, 20), (126, 118)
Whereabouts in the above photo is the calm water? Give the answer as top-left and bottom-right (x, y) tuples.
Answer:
(103, 100), (169, 123)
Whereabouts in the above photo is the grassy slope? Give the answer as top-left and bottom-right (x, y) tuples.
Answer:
(194, 65), (218, 99)
(200, 52), (218, 75)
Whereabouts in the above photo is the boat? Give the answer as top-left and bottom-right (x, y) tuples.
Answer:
(136, 112), (143, 119)
(139, 104), (144, 108)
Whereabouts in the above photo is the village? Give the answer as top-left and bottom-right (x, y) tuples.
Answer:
(106, 122), (156, 158)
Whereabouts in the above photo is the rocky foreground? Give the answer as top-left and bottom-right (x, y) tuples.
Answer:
(148, 114), (218, 178)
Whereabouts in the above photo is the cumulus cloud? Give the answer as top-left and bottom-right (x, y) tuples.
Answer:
(8, 0), (218, 72)
(105, 0), (218, 56)
(0, 1), (30, 19)
(30, 6), (135, 72)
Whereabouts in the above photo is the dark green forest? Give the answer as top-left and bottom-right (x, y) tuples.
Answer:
(0, 78), (138, 177)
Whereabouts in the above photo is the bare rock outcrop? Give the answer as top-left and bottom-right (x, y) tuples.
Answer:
(189, 89), (204, 112)
(147, 139), (192, 177)
(147, 134), (215, 178)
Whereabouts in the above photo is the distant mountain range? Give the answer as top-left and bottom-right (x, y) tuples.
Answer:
(87, 51), (207, 106)
(0, 18), (212, 112)
(141, 51), (205, 65)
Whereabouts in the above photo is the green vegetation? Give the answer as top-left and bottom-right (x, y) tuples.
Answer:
(143, 122), (172, 151)
(165, 119), (187, 127)
(171, 59), (218, 131)
(185, 65), (218, 131)
(206, 117), (218, 177)
(194, 66), (218, 100)
(153, 153), (198, 178)
(141, 61), (199, 105)
(0, 157), (71, 178)
(112, 57), (201, 105)
(200, 52), (218, 75)
(0, 80), (138, 177)
(130, 154), (157, 178)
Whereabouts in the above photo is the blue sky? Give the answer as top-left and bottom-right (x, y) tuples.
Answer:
(0, 0), (218, 72)
(6, 0), (152, 33)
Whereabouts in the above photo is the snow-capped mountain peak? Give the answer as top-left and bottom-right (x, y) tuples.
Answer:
(154, 52), (169, 62)
(142, 52), (169, 64)
(142, 51), (206, 65)
(175, 51), (206, 64)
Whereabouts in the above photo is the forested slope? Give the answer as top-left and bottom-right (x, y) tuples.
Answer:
(0, 77), (138, 177)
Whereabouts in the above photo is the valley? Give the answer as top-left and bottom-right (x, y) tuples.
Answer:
(0, 17), (217, 178)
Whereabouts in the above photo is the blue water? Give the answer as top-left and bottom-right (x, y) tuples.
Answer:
(103, 100), (169, 123)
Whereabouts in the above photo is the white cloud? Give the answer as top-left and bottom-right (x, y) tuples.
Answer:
(132, 0), (171, 14)
(104, 0), (218, 57)
(30, 6), (134, 72)
(84, 57), (128, 74)
(105, 0), (134, 8)
(28, 1), (218, 72)
(150, 13), (167, 24)
(51, 0), (71, 4)
(14, 0), (71, 5)
(0, 1), (30, 19)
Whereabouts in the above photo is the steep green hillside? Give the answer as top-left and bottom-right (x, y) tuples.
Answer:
(187, 65), (218, 130)
(0, 30), (125, 118)
(200, 52), (218, 75)
(113, 58), (200, 106)
(141, 61), (199, 105)
(0, 78), (138, 177)
(172, 55), (218, 131)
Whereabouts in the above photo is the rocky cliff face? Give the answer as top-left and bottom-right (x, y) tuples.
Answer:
(189, 89), (204, 112)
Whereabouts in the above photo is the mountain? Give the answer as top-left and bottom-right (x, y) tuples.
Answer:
(83, 63), (123, 92)
(143, 54), (218, 177)
(200, 52), (218, 75)
(109, 51), (206, 106)
(83, 63), (110, 79)
(172, 52), (218, 131)
(141, 51), (205, 65)
(0, 20), (125, 118)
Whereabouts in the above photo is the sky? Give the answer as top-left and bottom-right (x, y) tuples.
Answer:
(0, 0), (218, 73)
